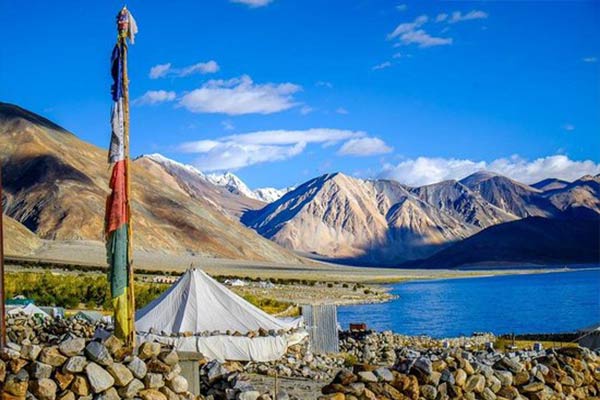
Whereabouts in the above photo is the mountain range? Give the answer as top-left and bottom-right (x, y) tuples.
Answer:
(1, 102), (598, 268)
(0, 102), (302, 264)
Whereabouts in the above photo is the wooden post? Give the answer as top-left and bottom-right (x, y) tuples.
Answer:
(0, 161), (5, 349)
(118, 6), (135, 349)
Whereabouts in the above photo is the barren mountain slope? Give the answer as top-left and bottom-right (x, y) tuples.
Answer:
(460, 172), (559, 218)
(0, 102), (305, 263)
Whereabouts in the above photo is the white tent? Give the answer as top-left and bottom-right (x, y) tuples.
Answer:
(7, 303), (50, 318)
(136, 268), (304, 361)
(577, 322), (600, 351)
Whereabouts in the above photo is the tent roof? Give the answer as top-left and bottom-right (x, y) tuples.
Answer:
(136, 268), (298, 334)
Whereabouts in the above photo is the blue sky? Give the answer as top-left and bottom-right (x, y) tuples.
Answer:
(1, 0), (599, 189)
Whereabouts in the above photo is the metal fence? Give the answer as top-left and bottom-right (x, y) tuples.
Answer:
(302, 304), (339, 354)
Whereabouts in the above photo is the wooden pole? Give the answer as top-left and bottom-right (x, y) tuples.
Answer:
(0, 161), (5, 349)
(120, 38), (136, 349)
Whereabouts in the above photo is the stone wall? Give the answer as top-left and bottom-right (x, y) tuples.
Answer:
(1, 337), (194, 400)
(319, 346), (600, 399)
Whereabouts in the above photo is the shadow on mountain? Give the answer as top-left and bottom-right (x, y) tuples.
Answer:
(0, 102), (71, 134)
(2, 154), (93, 193)
(406, 211), (600, 269)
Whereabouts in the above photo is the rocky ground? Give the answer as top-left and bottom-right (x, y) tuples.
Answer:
(3, 314), (598, 400)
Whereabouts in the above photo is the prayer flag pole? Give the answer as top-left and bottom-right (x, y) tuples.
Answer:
(0, 161), (5, 349)
(106, 6), (138, 348)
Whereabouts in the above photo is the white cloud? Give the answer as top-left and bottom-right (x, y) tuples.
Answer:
(388, 10), (486, 49)
(149, 61), (219, 79)
(179, 60), (220, 76)
(388, 15), (428, 39)
(392, 52), (403, 59)
(338, 138), (393, 156)
(221, 120), (235, 131)
(400, 30), (452, 47)
(380, 155), (600, 186)
(396, 4), (407, 11)
(388, 15), (451, 48)
(300, 105), (314, 115)
(372, 61), (392, 70)
(178, 128), (368, 170)
(230, 0), (273, 7)
(563, 124), (575, 132)
(435, 13), (448, 23)
(133, 90), (176, 105)
(149, 63), (171, 79)
(336, 107), (349, 115)
(178, 75), (301, 115)
(316, 81), (333, 88)
(583, 57), (597, 63)
(448, 10), (488, 24)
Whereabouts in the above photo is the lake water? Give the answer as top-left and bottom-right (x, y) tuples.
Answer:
(338, 269), (600, 337)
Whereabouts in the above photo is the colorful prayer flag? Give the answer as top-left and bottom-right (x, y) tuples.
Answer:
(106, 7), (137, 344)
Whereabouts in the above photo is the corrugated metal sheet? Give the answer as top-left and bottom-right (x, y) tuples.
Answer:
(302, 304), (339, 354)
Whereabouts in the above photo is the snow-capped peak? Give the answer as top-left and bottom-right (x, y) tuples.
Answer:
(205, 172), (258, 200)
(141, 153), (291, 203)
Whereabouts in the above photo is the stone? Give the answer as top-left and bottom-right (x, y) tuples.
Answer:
(347, 382), (365, 397)
(481, 387), (497, 400)
(63, 356), (87, 373)
(31, 378), (58, 400)
(441, 369), (455, 385)
(413, 357), (433, 375)
(421, 384), (437, 400)
(158, 386), (178, 400)
(138, 343), (161, 360)
(54, 370), (74, 391)
(487, 374), (502, 393)
(455, 369), (467, 387)
(333, 369), (357, 385)
(58, 339), (86, 358)
(9, 359), (28, 374)
(138, 389), (167, 400)
(21, 344), (42, 361)
(30, 362), (53, 380)
(107, 363), (134, 387)
(71, 376), (90, 396)
(207, 361), (228, 383)
(237, 392), (261, 400)
(57, 391), (75, 400)
(118, 378), (145, 399)
(85, 362), (115, 393)
(374, 367), (393, 382)
(0, 359), (5, 382)
(127, 356), (147, 379)
(167, 376), (188, 394)
(317, 394), (344, 400)
(4, 370), (30, 396)
(465, 374), (486, 393)
(513, 371), (530, 386)
(147, 359), (171, 374)
(39, 347), (67, 367)
(144, 373), (165, 389)
(494, 370), (513, 387)
(95, 387), (119, 400)
(159, 350), (179, 366)
(84, 342), (113, 367)
(103, 336), (124, 357)
(357, 371), (378, 383)
(522, 381), (545, 392)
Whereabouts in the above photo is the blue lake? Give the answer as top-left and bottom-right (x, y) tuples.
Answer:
(338, 269), (600, 337)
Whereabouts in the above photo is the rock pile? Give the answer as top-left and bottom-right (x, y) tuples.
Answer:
(1, 336), (195, 400)
(319, 346), (600, 399)
(245, 343), (345, 382)
(339, 331), (496, 366)
(6, 312), (104, 345)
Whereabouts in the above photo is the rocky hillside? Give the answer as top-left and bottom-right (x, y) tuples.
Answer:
(0, 102), (304, 264)
(243, 171), (600, 266)
(410, 213), (600, 268)
(243, 173), (517, 265)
